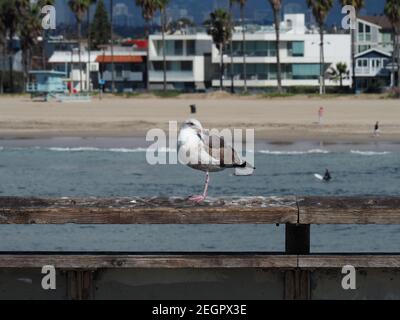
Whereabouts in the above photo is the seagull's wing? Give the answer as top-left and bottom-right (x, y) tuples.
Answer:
(202, 132), (246, 168)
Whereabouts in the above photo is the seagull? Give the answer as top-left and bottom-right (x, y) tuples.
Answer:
(177, 119), (254, 202)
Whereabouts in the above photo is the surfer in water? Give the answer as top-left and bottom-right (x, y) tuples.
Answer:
(323, 169), (332, 182)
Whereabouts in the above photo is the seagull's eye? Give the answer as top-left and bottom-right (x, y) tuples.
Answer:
(188, 122), (194, 126)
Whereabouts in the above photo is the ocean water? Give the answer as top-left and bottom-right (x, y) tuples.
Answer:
(0, 138), (399, 253)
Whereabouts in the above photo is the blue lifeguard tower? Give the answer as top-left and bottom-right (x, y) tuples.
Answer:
(26, 70), (68, 101)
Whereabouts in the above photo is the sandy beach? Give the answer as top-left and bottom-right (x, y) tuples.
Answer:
(0, 95), (399, 142)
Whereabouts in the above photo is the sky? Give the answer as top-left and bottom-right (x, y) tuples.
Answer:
(56, 0), (387, 26)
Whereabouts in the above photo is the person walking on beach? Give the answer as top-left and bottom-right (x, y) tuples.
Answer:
(318, 107), (324, 125)
(373, 121), (380, 137)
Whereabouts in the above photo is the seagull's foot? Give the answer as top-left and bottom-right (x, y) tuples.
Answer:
(187, 195), (206, 203)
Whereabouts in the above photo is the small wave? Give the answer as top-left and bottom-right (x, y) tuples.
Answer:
(259, 149), (330, 155)
(47, 147), (177, 153)
(350, 150), (391, 156)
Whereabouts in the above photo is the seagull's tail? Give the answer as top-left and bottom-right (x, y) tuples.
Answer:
(234, 162), (256, 170)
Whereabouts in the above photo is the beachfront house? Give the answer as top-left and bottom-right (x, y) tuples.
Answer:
(355, 48), (392, 93)
(48, 40), (147, 93)
(356, 16), (394, 54)
(147, 14), (351, 91)
(48, 49), (100, 92)
(211, 14), (351, 90)
(355, 16), (398, 90)
(148, 32), (212, 91)
(96, 40), (148, 92)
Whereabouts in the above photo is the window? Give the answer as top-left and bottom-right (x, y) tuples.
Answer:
(288, 41), (304, 57)
(187, 40), (195, 55)
(181, 61), (192, 71)
(357, 59), (368, 68)
(358, 45), (370, 53)
(174, 41), (183, 55)
(152, 61), (192, 71)
(116, 65), (123, 77)
(292, 64), (320, 79)
(365, 25), (371, 41)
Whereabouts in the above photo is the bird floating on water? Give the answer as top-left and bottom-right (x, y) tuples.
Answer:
(177, 119), (254, 202)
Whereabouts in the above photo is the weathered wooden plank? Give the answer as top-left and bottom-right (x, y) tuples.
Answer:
(298, 197), (400, 224)
(299, 255), (400, 268)
(0, 196), (298, 224)
(0, 254), (298, 269)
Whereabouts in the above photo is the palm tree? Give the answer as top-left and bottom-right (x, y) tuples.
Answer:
(109, 0), (115, 93)
(306, 0), (334, 95)
(68, 0), (91, 92)
(385, 0), (400, 88)
(0, 0), (22, 92)
(231, 0), (247, 92)
(229, 0), (235, 93)
(340, 0), (365, 93)
(19, 1), (43, 91)
(155, 0), (170, 92)
(136, 0), (158, 91)
(328, 62), (349, 88)
(0, 11), (5, 94)
(205, 9), (233, 90)
(268, 0), (282, 93)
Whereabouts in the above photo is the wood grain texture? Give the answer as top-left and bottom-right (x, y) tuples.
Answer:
(0, 254), (298, 269)
(298, 197), (400, 224)
(298, 255), (400, 268)
(0, 196), (298, 224)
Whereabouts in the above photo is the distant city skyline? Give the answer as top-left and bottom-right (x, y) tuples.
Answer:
(55, 0), (386, 27)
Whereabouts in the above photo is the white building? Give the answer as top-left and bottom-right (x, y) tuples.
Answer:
(213, 14), (352, 89)
(148, 14), (351, 91)
(48, 49), (100, 92)
(148, 32), (212, 91)
(48, 42), (147, 92)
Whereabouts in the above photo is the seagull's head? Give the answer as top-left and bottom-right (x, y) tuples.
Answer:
(181, 119), (203, 133)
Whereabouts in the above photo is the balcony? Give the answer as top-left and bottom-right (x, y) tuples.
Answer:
(149, 71), (194, 82)
(355, 67), (388, 77)
(102, 71), (143, 82)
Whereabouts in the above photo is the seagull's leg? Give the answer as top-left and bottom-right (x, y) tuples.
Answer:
(188, 172), (210, 202)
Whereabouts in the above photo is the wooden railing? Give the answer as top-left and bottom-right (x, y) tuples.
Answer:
(1, 196), (400, 299)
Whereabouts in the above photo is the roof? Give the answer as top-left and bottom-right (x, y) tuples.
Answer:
(358, 16), (393, 30)
(355, 48), (392, 59)
(29, 70), (66, 76)
(95, 55), (144, 63)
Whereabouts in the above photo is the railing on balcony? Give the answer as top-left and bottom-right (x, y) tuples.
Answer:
(102, 71), (143, 82)
(149, 71), (194, 81)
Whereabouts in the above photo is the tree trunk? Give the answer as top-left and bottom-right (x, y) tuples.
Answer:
(110, 0), (115, 93)
(351, 23), (356, 92)
(274, 9), (282, 94)
(145, 21), (150, 91)
(162, 8), (167, 92)
(241, 6), (247, 93)
(0, 43), (4, 94)
(220, 44), (223, 91)
(229, 4), (234, 94)
(396, 34), (398, 87)
(87, 6), (91, 92)
(78, 21), (83, 92)
(320, 27), (325, 95)
(8, 30), (14, 93)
